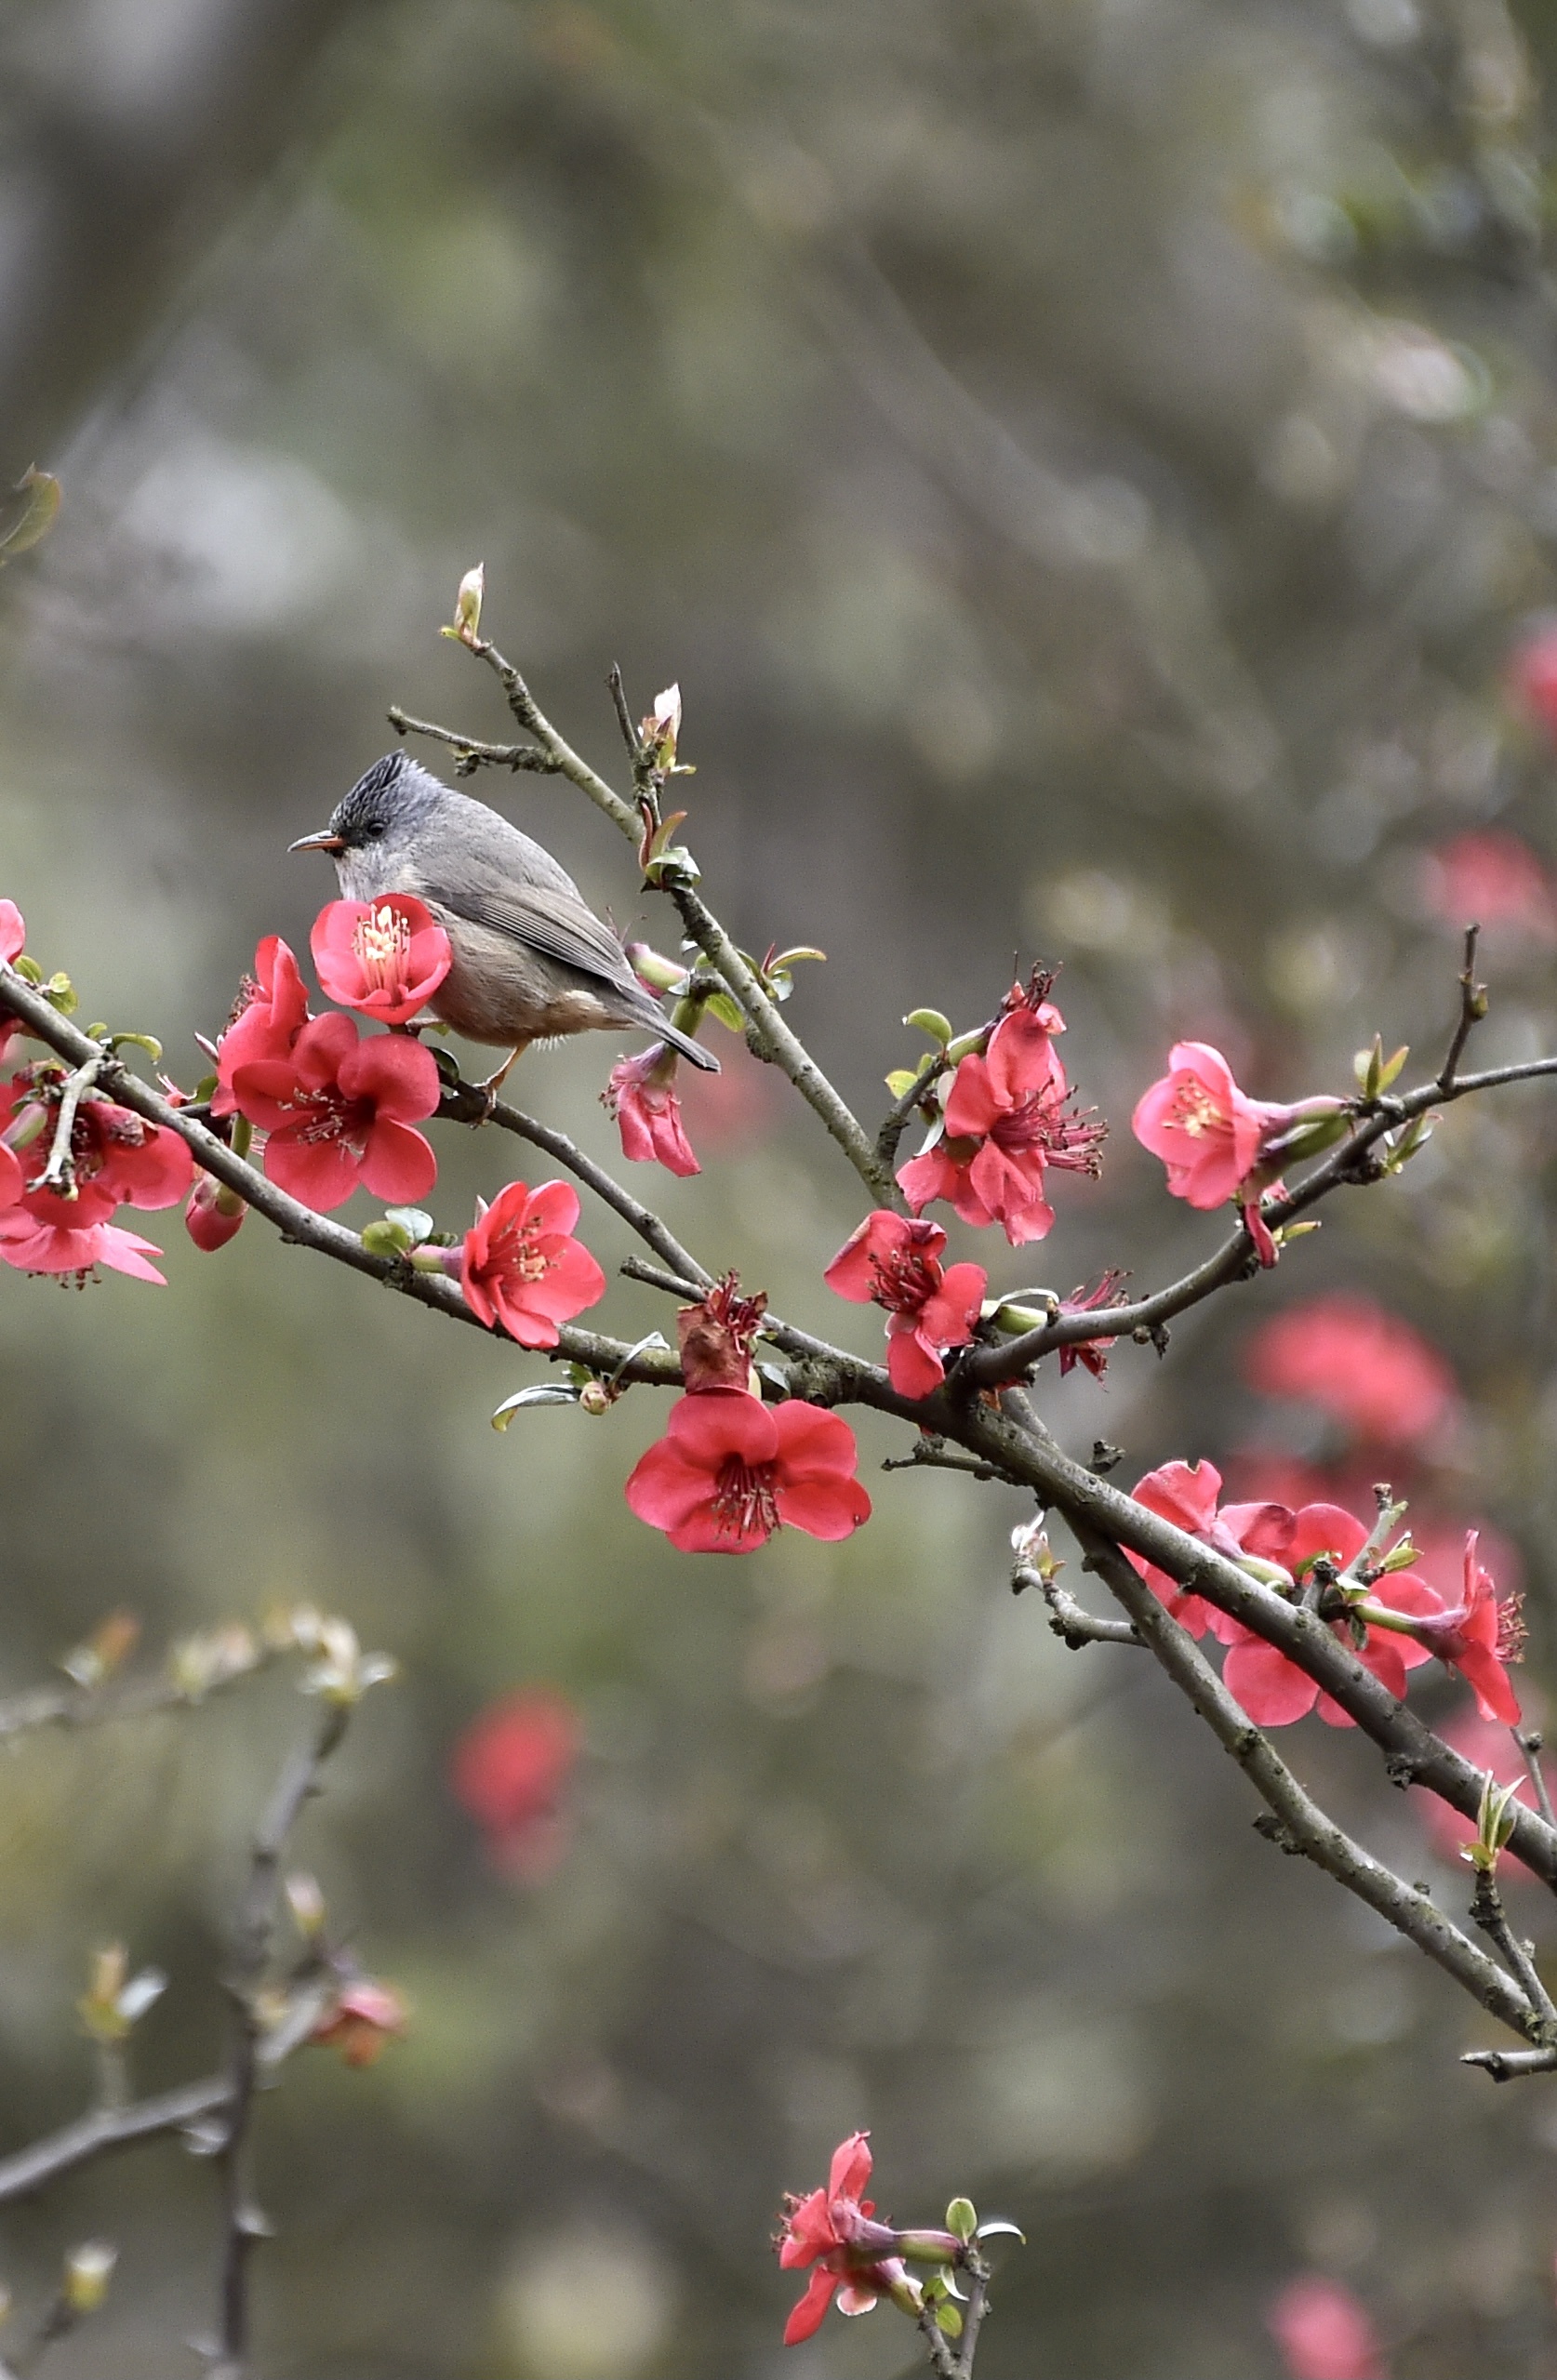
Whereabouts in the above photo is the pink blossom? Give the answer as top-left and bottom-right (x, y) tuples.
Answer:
(1132, 1042), (1295, 1211)
(604, 1044), (699, 1177)
(1508, 625), (1557, 745)
(898, 1001), (1103, 1246)
(0, 1214), (168, 1284)
(1244, 1296), (1456, 1451)
(1421, 831), (1556, 941)
(1267, 2275), (1385, 2380)
(824, 1210), (986, 1397)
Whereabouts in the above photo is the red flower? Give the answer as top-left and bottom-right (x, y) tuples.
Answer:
(1400, 1530), (1524, 1724)
(604, 1044), (699, 1177)
(184, 1175), (246, 1253)
(1127, 1459), (1292, 1640)
(0, 1141), (21, 1212)
(231, 1012), (440, 1212)
(1055, 1271), (1128, 1379)
(823, 1211), (987, 1397)
(3, 1070), (193, 1230)
(625, 1392), (872, 1553)
(0, 1213), (168, 1284)
(1267, 2275), (1385, 2380)
(460, 1178), (606, 1346)
(777, 2133), (919, 2346)
(1244, 1296), (1456, 1451)
(311, 896), (452, 1025)
(1421, 831), (1557, 942)
(899, 1004), (1104, 1246)
(449, 1688), (579, 1878)
(677, 1273), (768, 1393)
(1219, 1503), (1438, 1729)
(309, 1977), (406, 2068)
(213, 937), (311, 1118)
(1132, 1042), (1296, 1211)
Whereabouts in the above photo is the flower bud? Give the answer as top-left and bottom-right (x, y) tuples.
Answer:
(579, 1378), (613, 1416)
(286, 1872), (327, 1939)
(440, 563), (485, 645)
(62, 2242), (116, 2316)
(185, 1175), (246, 1252)
(623, 941), (688, 995)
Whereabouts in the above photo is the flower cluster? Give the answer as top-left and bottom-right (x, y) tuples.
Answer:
(898, 978), (1104, 1245)
(626, 1275), (871, 1553)
(0, 910), (193, 1284)
(824, 1210), (986, 1396)
(1128, 1460), (1523, 1726)
(776, 2132), (963, 2346)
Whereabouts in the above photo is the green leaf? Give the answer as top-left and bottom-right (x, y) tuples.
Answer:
(946, 2196), (978, 2243)
(905, 1007), (953, 1044)
(935, 2302), (964, 2338)
(0, 468), (61, 566)
(360, 1219), (413, 1259)
(884, 1068), (921, 1099)
(492, 1386), (581, 1429)
(975, 2218), (1027, 2244)
(383, 1206), (435, 1244)
(106, 1030), (163, 1063)
(12, 955), (42, 985)
(703, 991), (746, 1034)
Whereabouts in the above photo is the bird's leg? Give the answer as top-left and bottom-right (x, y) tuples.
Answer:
(473, 1046), (523, 1117)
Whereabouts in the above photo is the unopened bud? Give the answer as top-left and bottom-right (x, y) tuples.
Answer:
(579, 1379), (612, 1416)
(62, 2242), (116, 2316)
(286, 1873), (326, 1939)
(441, 563), (485, 645)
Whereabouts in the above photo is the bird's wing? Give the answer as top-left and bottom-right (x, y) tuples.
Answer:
(419, 858), (638, 992)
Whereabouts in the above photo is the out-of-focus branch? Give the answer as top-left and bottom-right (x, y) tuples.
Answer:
(210, 1702), (347, 2380)
(0, 1647), (280, 1744)
(0, 2076), (232, 2208)
(1437, 924), (1487, 1093)
(1082, 1534), (1545, 2041)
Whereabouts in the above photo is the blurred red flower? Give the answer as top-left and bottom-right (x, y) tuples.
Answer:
(1508, 625), (1557, 744)
(1421, 831), (1556, 941)
(1267, 2275), (1386, 2380)
(309, 1976), (407, 2068)
(231, 1012), (440, 1211)
(213, 935), (312, 1117)
(604, 1044), (699, 1177)
(1244, 1296), (1455, 1450)
(311, 895), (452, 1025)
(824, 1210), (987, 1397)
(0, 899), (24, 1067)
(625, 1392), (871, 1553)
(449, 1688), (579, 1878)
(460, 1178), (606, 1346)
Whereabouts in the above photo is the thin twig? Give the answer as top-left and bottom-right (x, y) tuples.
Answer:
(387, 707), (556, 774)
(439, 1074), (713, 1288)
(1437, 923), (1486, 1093)
(954, 2254), (991, 2379)
(1515, 1728), (1556, 1828)
(1470, 1868), (1557, 2028)
(881, 1439), (1025, 1485)
(0, 1647), (279, 1744)
(211, 1704), (347, 2380)
(0, 2075), (233, 2206)
(1461, 2043), (1557, 2080)
(916, 2303), (960, 2379)
(1015, 1563), (1141, 1648)
(875, 1052), (950, 1169)
(420, 642), (900, 1204)
(34, 1055), (101, 1194)
(1082, 1533), (1543, 2041)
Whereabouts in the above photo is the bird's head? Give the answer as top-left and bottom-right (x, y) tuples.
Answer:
(289, 750), (443, 866)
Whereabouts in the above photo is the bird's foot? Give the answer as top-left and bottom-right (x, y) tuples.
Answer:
(472, 1048), (522, 1119)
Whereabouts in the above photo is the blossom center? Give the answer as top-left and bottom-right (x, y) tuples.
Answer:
(1164, 1081), (1226, 1139)
(711, 1454), (780, 1541)
(867, 1248), (938, 1315)
(353, 904), (413, 994)
(490, 1217), (553, 1283)
(287, 1085), (370, 1153)
(991, 1085), (1106, 1175)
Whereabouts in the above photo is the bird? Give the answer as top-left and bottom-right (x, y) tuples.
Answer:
(289, 750), (720, 1084)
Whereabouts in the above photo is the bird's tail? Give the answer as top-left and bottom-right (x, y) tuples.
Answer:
(656, 1013), (722, 1072)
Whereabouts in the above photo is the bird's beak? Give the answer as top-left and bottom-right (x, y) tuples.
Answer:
(288, 829), (345, 854)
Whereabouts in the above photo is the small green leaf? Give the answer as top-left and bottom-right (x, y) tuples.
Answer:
(361, 1218), (413, 1258)
(492, 1385), (581, 1429)
(946, 2197), (978, 2243)
(105, 1030), (163, 1063)
(884, 1068), (921, 1099)
(383, 1206), (435, 1244)
(975, 2218), (1027, 2244)
(11, 955), (41, 984)
(45, 972), (76, 1015)
(905, 1008), (953, 1044)
(703, 991), (746, 1034)
(935, 2302), (964, 2338)
(0, 468), (61, 566)
(1378, 1043), (1409, 1091)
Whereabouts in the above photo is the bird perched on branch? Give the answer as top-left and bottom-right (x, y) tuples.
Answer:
(290, 750), (719, 1083)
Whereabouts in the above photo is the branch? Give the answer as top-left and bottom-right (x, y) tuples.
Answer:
(965, 1047), (1557, 1387)
(439, 1074), (712, 1288)
(0, 965), (685, 1392)
(1013, 1559), (1141, 1648)
(398, 649), (899, 1205)
(1437, 924), (1486, 1093)
(1081, 1533), (1545, 2042)
(387, 708), (557, 775)
(0, 2075), (232, 2207)
(0, 1646), (280, 1744)
(875, 1054), (949, 1170)
(211, 1702), (347, 2380)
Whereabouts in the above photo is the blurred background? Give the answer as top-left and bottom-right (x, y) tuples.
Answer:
(5, 0), (1557, 2371)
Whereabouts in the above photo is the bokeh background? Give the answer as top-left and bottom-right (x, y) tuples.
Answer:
(5, 0), (1557, 2371)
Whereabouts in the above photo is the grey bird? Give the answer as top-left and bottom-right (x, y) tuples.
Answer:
(289, 750), (719, 1082)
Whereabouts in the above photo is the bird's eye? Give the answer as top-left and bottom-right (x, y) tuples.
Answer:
(365, 820), (384, 840)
